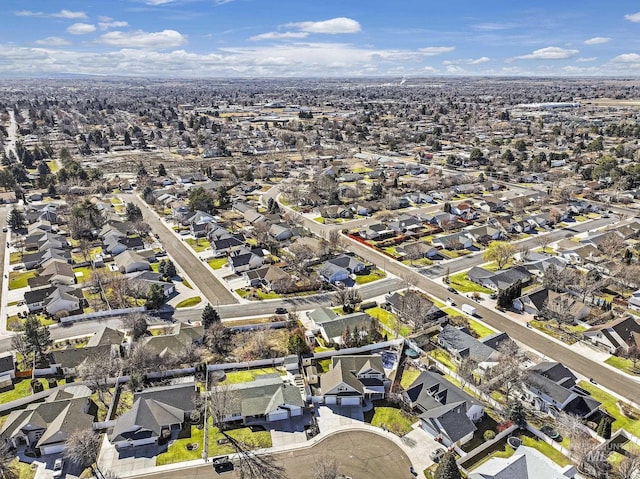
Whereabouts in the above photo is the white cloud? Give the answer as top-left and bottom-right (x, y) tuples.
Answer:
(514, 46), (579, 60)
(53, 10), (87, 19)
(584, 37), (611, 45)
(611, 53), (640, 63)
(98, 20), (129, 30)
(67, 23), (96, 35)
(250, 31), (309, 41)
(419, 46), (455, 56)
(14, 9), (87, 19)
(446, 65), (465, 74)
(286, 17), (361, 34)
(34, 37), (71, 47)
(576, 57), (597, 62)
(624, 12), (640, 22)
(98, 30), (187, 49)
(468, 56), (490, 65)
(145, 0), (177, 4)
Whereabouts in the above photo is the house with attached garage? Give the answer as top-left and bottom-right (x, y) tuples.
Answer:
(110, 383), (198, 449)
(114, 250), (151, 274)
(513, 288), (590, 322)
(403, 371), (484, 447)
(228, 247), (264, 273)
(467, 265), (532, 291)
(23, 285), (85, 316)
(315, 312), (375, 346)
(437, 325), (511, 374)
(583, 315), (640, 355)
(360, 223), (394, 240)
(432, 232), (474, 250)
(0, 386), (95, 455)
(326, 254), (366, 274)
(319, 355), (388, 406)
(243, 265), (289, 291)
(212, 374), (306, 426)
(522, 362), (600, 419)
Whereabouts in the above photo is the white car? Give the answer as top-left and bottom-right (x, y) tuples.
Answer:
(52, 458), (64, 478)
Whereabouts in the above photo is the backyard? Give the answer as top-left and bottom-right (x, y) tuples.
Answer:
(367, 307), (412, 337)
(0, 378), (50, 404)
(220, 368), (286, 384)
(577, 381), (640, 437)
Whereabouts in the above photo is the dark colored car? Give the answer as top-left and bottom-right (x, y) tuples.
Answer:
(447, 286), (458, 294)
(274, 307), (288, 315)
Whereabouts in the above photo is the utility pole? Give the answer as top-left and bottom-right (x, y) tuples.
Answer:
(202, 363), (209, 462)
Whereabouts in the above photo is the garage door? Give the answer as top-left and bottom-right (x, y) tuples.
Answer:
(41, 444), (65, 455)
(340, 397), (361, 406)
(325, 396), (337, 405)
(268, 410), (289, 422)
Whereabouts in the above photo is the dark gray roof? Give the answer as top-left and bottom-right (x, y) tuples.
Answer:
(110, 398), (185, 442)
(319, 312), (374, 340)
(218, 375), (304, 418)
(438, 325), (503, 363)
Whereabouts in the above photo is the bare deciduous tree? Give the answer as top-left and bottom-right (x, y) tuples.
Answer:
(0, 442), (18, 479)
(458, 357), (478, 390)
(616, 454), (640, 479)
(76, 352), (120, 407)
(64, 429), (102, 475)
(312, 456), (339, 479)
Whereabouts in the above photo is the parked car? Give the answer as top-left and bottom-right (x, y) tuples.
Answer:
(447, 286), (458, 294)
(52, 458), (64, 478)
(274, 307), (288, 315)
(430, 447), (446, 462)
(2, 226), (7, 232)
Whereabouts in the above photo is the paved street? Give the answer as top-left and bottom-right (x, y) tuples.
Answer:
(121, 193), (237, 305)
(146, 431), (412, 479)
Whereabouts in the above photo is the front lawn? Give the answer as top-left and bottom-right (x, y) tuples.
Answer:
(354, 268), (386, 285)
(156, 423), (272, 466)
(9, 251), (23, 264)
(8, 270), (37, 290)
(208, 257), (227, 269)
(185, 238), (211, 252)
(367, 307), (412, 337)
(366, 404), (417, 436)
(605, 355), (639, 375)
(221, 368), (285, 384)
(468, 319), (496, 338)
(10, 460), (36, 479)
(448, 272), (492, 294)
(577, 381), (640, 437)
(529, 319), (585, 345)
(175, 296), (202, 308)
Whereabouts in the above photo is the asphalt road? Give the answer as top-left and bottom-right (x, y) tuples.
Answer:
(121, 193), (238, 305)
(419, 215), (618, 277)
(147, 431), (412, 479)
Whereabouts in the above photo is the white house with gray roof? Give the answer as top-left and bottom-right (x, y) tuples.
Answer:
(319, 355), (387, 406)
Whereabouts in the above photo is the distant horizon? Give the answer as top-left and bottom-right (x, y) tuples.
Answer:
(2, 0), (640, 78)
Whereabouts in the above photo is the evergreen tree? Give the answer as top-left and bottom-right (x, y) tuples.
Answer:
(163, 260), (176, 279)
(157, 163), (167, 176)
(202, 303), (220, 328)
(145, 284), (165, 310)
(287, 331), (311, 356)
(434, 452), (462, 479)
(443, 202), (452, 213)
(507, 399), (527, 429)
(125, 202), (143, 222)
(8, 208), (26, 231)
(23, 316), (52, 367)
(597, 417), (612, 439)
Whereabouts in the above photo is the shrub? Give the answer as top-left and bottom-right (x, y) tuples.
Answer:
(483, 430), (496, 441)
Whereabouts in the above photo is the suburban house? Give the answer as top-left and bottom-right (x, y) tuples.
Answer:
(385, 291), (447, 328)
(142, 323), (204, 358)
(187, 210), (216, 237)
(522, 362), (600, 418)
(627, 290), (640, 312)
(468, 445), (577, 479)
(29, 260), (76, 286)
(130, 271), (176, 297)
(243, 265), (289, 291)
(0, 387), (95, 455)
(403, 371), (484, 447)
(465, 225), (504, 244)
(228, 247), (264, 273)
(467, 266), (532, 291)
(396, 242), (439, 260)
(269, 223), (294, 241)
(513, 289), (590, 322)
(210, 234), (246, 257)
(24, 285), (84, 316)
(320, 355), (388, 406)
(315, 312), (375, 345)
(326, 255), (366, 274)
(522, 255), (569, 277)
(318, 262), (350, 284)
(583, 316), (640, 355)
(213, 374), (305, 425)
(360, 223), (394, 241)
(110, 383), (198, 448)
(432, 232), (474, 250)
(48, 344), (118, 377)
(114, 250), (151, 274)
(437, 325), (511, 373)
(388, 215), (424, 234)
(0, 353), (15, 387)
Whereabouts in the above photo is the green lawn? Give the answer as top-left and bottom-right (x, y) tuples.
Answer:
(577, 381), (640, 437)
(156, 423), (272, 466)
(9, 251), (23, 264)
(605, 355), (639, 375)
(354, 268), (386, 285)
(368, 306), (412, 337)
(8, 270), (37, 290)
(400, 367), (421, 389)
(185, 238), (211, 252)
(529, 319), (585, 345)
(208, 257), (227, 269)
(175, 296), (202, 308)
(468, 319), (496, 338)
(221, 368), (285, 384)
(314, 217), (325, 224)
(72, 266), (94, 283)
(254, 289), (282, 300)
(46, 161), (60, 173)
(448, 272), (493, 294)
(428, 349), (457, 371)
(367, 406), (417, 435)
(0, 378), (48, 403)
(10, 459), (36, 479)
(7, 313), (57, 330)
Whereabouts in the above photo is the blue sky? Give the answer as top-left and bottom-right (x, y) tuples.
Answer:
(1, 0), (640, 77)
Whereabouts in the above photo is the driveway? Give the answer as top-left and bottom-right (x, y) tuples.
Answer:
(315, 405), (364, 431)
(98, 436), (159, 477)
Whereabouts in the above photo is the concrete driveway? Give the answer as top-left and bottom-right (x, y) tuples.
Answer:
(98, 436), (159, 477)
(315, 405), (364, 431)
